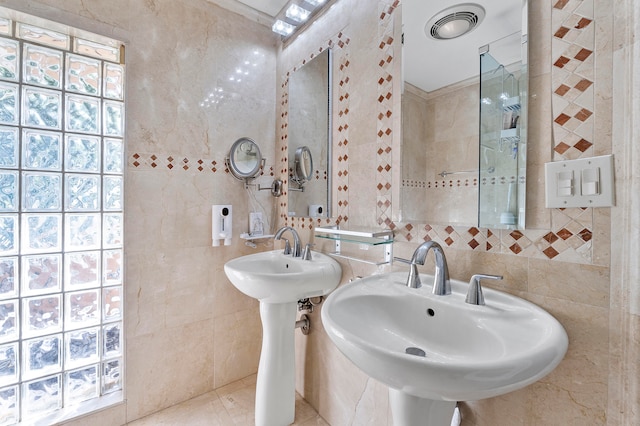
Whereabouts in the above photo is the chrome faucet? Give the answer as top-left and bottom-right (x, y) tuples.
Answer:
(275, 226), (302, 257)
(405, 241), (450, 295)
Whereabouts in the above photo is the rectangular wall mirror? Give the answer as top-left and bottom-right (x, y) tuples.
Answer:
(287, 48), (332, 218)
(396, 0), (528, 229)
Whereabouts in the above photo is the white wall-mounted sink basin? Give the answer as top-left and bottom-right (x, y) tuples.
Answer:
(224, 249), (342, 426)
(224, 249), (342, 303)
(322, 272), (568, 425)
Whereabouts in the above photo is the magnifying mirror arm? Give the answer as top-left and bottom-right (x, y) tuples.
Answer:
(288, 176), (305, 192)
(253, 178), (283, 197)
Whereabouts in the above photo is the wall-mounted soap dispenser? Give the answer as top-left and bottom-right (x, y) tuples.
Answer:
(212, 205), (232, 246)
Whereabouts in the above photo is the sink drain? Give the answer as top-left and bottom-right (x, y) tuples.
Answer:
(405, 347), (426, 357)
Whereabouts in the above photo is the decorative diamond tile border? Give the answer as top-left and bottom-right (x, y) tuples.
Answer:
(333, 33), (351, 227)
(279, 70), (291, 225)
(128, 152), (273, 175)
(552, 0), (595, 161)
(376, 0), (597, 264)
(376, 0), (399, 230)
(401, 176), (524, 189)
(288, 168), (328, 182)
(462, 228), (485, 251)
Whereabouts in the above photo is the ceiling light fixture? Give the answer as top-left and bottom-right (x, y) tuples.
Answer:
(272, 19), (295, 36)
(271, 0), (334, 39)
(285, 4), (311, 23)
(425, 3), (485, 40)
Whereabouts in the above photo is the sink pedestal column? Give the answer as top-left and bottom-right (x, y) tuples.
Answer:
(389, 389), (457, 426)
(255, 302), (297, 426)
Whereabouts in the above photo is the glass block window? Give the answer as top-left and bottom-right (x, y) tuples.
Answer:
(0, 12), (124, 424)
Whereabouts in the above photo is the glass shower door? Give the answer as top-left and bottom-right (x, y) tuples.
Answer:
(478, 42), (527, 229)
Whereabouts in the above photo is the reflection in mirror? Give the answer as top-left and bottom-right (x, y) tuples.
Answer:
(227, 137), (264, 181)
(287, 49), (332, 218)
(478, 32), (527, 229)
(293, 146), (313, 185)
(397, 0), (527, 228)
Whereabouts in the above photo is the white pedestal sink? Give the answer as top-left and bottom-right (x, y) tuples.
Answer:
(224, 249), (342, 426)
(322, 272), (568, 426)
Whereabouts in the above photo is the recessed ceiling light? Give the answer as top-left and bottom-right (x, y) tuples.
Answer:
(425, 3), (485, 40)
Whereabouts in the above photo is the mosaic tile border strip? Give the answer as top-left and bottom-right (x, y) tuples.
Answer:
(282, 31), (351, 231)
(551, 0), (595, 160)
(333, 40), (351, 226)
(128, 152), (275, 177)
(378, 0), (595, 264)
(392, 221), (593, 264)
(376, 0), (399, 228)
(288, 168), (328, 182)
(401, 176), (524, 188)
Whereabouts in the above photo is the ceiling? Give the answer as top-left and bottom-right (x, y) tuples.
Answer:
(234, 0), (288, 17)
(403, 0), (523, 92)
(229, 0), (523, 92)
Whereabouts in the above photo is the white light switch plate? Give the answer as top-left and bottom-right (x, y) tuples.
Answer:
(544, 155), (615, 208)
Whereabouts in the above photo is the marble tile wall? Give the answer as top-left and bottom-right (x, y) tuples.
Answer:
(400, 82), (479, 225)
(6, 0), (279, 424)
(115, 0), (277, 420)
(607, 0), (640, 423)
(284, 0), (638, 425)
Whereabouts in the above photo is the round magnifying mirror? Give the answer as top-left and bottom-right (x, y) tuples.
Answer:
(294, 146), (313, 184)
(227, 137), (263, 180)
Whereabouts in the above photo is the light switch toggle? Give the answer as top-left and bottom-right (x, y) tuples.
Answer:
(556, 170), (574, 197)
(581, 168), (600, 195)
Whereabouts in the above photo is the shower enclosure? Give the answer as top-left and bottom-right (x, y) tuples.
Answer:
(478, 32), (528, 229)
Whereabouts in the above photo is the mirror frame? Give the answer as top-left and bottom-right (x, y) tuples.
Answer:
(226, 137), (264, 181)
(279, 35), (351, 229)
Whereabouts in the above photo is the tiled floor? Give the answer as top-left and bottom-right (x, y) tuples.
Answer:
(127, 375), (328, 425)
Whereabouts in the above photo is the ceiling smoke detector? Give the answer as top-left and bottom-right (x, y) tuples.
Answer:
(425, 3), (486, 40)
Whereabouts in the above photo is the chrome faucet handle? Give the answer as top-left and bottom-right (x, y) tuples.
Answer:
(282, 238), (291, 255)
(465, 274), (503, 305)
(302, 243), (314, 260)
(406, 263), (422, 289)
(393, 257), (422, 288)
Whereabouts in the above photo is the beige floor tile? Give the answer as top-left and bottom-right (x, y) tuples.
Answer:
(127, 391), (233, 425)
(294, 415), (330, 426)
(127, 375), (324, 426)
(217, 384), (256, 425)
